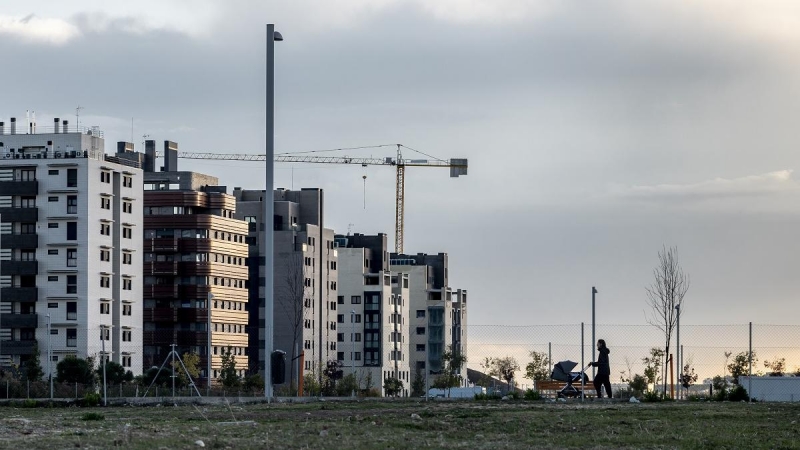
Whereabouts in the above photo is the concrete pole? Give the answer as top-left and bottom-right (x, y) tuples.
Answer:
(47, 314), (52, 399)
(675, 304), (680, 399)
(101, 327), (107, 406)
(351, 309), (355, 397)
(264, 22), (282, 402)
(581, 322), (585, 402)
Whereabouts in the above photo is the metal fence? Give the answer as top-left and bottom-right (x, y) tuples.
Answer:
(0, 380), (265, 400)
(467, 323), (800, 401)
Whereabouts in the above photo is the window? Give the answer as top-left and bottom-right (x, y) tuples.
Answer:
(66, 276), (77, 294)
(20, 196), (35, 208)
(48, 302), (58, 308)
(67, 195), (77, 214)
(100, 249), (110, 262)
(122, 330), (132, 342)
(100, 276), (110, 288)
(100, 197), (111, 209)
(122, 227), (132, 239)
(351, 314), (361, 323)
(67, 222), (77, 240)
(123, 279), (132, 290)
(337, 333), (344, 342)
(122, 252), (132, 265)
(48, 196), (59, 202)
(48, 249), (58, 255)
(351, 295), (361, 304)
(416, 310), (426, 318)
(337, 352), (344, 361)
(100, 223), (110, 236)
(416, 344), (426, 352)
(352, 333), (362, 342)
(20, 223), (35, 234)
(48, 276), (58, 282)
(354, 352), (361, 361)
(122, 304), (132, 316)
(100, 171), (111, 183)
(122, 201), (132, 213)
(337, 314), (344, 323)
(20, 250), (35, 261)
(100, 303), (110, 314)
(66, 302), (77, 320)
(67, 169), (77, 187)
(66, 248), (77, 266)
(48, 223), (58, 229)
(122, 356), (131, 368)
(337, 296), (344, 305)
(48, 169), (59, 176)
(123, 175), (132, 188)
(100, 327), (110, 341)
(416, 327), (426, 335)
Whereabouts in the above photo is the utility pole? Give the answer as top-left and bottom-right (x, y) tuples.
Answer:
(591, 286), (597, 378)
(101, 327), (108, 406)
(207, 292), (214, 397)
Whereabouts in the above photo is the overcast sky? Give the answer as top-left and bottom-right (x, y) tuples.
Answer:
(4, 1), (800, 327)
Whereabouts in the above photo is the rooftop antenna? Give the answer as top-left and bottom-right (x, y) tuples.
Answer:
(347, 223), (354, 236)
(76, 106), (84, 130)
(130, 118), (134, 146)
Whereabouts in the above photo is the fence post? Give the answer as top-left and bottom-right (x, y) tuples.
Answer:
(748, 322), (753, 403)
(75, 382), (77, 400)
(580, 322), (585, 402)
(5, 380), (7, 399)
(548, 342), (552, 375)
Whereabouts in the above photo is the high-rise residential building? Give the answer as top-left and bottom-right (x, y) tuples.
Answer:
(0, 116), (143, 376)
(390, 252), (468, 387)
(335, 233), (411, 396)
(131, 141), (249, 385)
(233, 187), (338, 389)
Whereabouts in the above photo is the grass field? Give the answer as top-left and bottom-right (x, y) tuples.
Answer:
(0, 399), (799, 449)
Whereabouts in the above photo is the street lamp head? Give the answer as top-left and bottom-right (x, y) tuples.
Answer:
(273, 31), (283, 42)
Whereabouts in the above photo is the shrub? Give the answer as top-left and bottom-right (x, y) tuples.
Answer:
(642, 390), (663, 402)
(474, 392), (503, 401)
(81, 412), (104, 421)
(727, 385), (750, 402)
(83, 392), (101, 407)
(18, 399), (37, 408)
(523, 389), (541, 400)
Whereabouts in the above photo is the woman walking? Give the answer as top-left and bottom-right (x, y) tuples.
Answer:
(590, 339), (612, 398)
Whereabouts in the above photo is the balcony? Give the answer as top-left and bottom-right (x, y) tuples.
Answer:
(0, 340), (36, 356)
(0, 287), (37, 302)
(177, 331), (208, 345)
(0, 180), (38, 196)
(0, 207), (38, 223)
(177, 308), (209, 323)
(143, 307), (177, 322)
(0, 260), (38, 276)
(0, 234), (37, 249)
(145, 261), (178, 275)
(144, 238), (178, 253)
(179, 284), (211, 299)
(0, 314), (37, 328)
(144, 285), (178, 299)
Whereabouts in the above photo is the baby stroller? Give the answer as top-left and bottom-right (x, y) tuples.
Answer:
(551, 360), (590, 398)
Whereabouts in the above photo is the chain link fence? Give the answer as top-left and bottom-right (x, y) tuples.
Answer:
(468, 323), (800, 401)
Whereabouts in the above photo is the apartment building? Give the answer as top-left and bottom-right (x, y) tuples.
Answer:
(0, 116), (143, 376)
(335, 233), (410, 396)
(233, 187), (338, 387)
(132, 142), (249, 383)
(390, 252), (467, 386)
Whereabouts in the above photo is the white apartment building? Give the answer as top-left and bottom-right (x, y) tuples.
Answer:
(336, 233), (411, 396)
(0, 116), (143, 376)
(391, 252), (468, 387)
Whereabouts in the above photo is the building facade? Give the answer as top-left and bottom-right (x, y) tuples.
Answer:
(390, 252), (468, 388)
(335, 233), (411, 396)
(0, 116), (143, 376)
(135, 142), (249, 384)
(233, 187), (338, 389)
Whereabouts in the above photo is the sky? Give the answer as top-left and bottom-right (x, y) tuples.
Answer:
(3, 1), (800, 328)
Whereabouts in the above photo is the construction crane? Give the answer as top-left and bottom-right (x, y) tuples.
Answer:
(157, 144), (468, 253)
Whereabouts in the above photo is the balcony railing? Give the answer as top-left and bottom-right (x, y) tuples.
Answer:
(0, 234), (37, 249)
(0, 207), (38, 223)
(0, 260), (38, 276)
(0, 313), (37, 328)
(0, 340), (36, 355)
(0, 287), (37, 302)
(0, 180), (38, 196)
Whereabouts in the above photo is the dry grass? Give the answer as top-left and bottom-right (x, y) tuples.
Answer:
(0, 399), (798, 449)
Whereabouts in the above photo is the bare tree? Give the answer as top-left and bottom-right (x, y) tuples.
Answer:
(645, 245), (689, 396)
(281, 252), (309, 394)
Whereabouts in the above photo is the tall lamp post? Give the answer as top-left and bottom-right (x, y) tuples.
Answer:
(591, 286), (597, 378)
(264, 23), (283, 401)
(675, 303), (681, 399)
(351, 309), (356, 397)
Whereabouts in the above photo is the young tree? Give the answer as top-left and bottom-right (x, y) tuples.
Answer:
(172, 352), (200, 386)
(728, 350), (757, 385)
(280, 253), (309, 394)
(383, 377), (403, 397)
(488, 356), (520, 391)
(218, 347), (241, 388)
(524, 351), (550, 382)
(680, 363), (698, 389)
(764, 357), (786, 376)
(22, 345), (44, 382)
(56, 355), (95, 384)
(411, 368), (426, 397)
(438, 345), (467, 396)
(96, 361), (128, 385)
(642, 347), (665, 391)
(645, 246), (689, 395)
